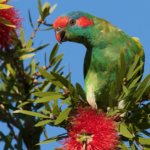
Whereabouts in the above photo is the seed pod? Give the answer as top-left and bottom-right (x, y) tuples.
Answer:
(42, 66), (47, 70)
(50, 113), (54, 120)
(35, 72), (42, 77)
(30, 75), (35, 80)
(37, 18), (42, 23)
(22, 43), (26, 48)
(123, 78), (127, 82)
(31, 33), (35, 38)
(33, 79), (38, 85)
(42, 20), (46, 24)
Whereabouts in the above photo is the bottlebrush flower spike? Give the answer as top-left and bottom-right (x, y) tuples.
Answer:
(59, 106), (119, 150)
(0, 1), (23, 50)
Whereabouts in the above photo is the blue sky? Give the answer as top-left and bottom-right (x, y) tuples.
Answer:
(1, 0), (150, 149)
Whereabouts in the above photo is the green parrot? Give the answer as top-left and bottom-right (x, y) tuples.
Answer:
(53, 11), (145, 109)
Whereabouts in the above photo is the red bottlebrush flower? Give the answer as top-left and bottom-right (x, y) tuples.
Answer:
(60, 106), (119, 150)
(0, 1), (22, 50)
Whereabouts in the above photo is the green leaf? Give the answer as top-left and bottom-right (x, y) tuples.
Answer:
(20, 25), (26, 44)
(17, 101), (30, 108)
(36, 66), (64, 88)
(0, 17), (15, 27)
(55, 107), (72, 125)
(126, 74), (150, 109)
(36, 133), (67, 145)
(107, 107), (119, 116)
(38, 0), (42, 16)
(119, 123), (133, 138)
(51, 53), (64, 66)
(128, 75), (142, 90)
(30, 59), (35, 75)
(15, 131), (23, 150)
(35, 120), (51, 127)
(26, 38), (32, 48)
(53, 105), (59, 116)
(32, 43), (50, 53)
(76, 83), (86, 100)
(126, 56), (140, 79)
(6, 64), (16, 79)
(42, 1), (50, 19)
(141, 130), (150, 137)
(127, 62), (144, 80)
(0, 91), (23, 100)
(49, 4), (57, 14)
(52, 58), (63, 72)
(61, 96), (71, 105)
(0, 132), (14, 150)
(121, 142), (130, 150)
(32, 92), (62, 97)
(0, 0), (7, 3)
(0, 3), (13, 9)
(43, 126), (49, 139)
(51, 71), (70, 88)
(13, 110), (50, 118)
(122, 85), (129, 95)
(40, 109), (50, 115)
(129, 139), (136, 150)
(41, 27), (53, 31)
(50, 43), (59, 64)
(28, 8), (34, 29)
(43, 23), (53, 27)
(34, 95), (65, 103)
(120, 46), (126, 79)
(138, 137), (150, 145)
(134, 122), (150, 131)
(19, 54), (35, 60)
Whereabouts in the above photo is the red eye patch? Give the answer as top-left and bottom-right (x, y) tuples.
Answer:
(77, 16), (94, 28)
(53, 16), (70, 28)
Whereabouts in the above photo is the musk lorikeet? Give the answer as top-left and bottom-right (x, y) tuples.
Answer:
(53, 11), (145, 109)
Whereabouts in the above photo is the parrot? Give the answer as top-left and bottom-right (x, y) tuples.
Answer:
(53, 11), (145, 109)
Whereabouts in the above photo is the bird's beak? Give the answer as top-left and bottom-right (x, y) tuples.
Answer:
(54, 27), (68, 43)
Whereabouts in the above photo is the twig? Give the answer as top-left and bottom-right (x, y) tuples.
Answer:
(0, 104), (21, 129)
(113, 113), (122, 121)
(63, 87), (88, 104)
(7, 122), (18, 141)
(134, 140), (144, 150)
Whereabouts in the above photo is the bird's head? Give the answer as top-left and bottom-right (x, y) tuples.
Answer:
(53, 11), (95, 46)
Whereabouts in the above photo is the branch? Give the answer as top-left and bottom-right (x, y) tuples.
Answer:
(7, 122), (18, 141)
(113, 113), (122, 121)
(134, 140), (144, 150)
(135, 94), (150, 105)
(63, 87), (88, 104)
(0, 104), (21, 129)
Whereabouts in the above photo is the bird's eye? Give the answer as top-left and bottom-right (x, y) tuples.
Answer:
(56, 27), (61, 31)
(69, 19), (76, 26)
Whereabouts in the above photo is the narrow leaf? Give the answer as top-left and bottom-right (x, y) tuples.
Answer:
(49, 4), (57, 14)
(13, 110), (50, 118)
(119, 123), (133, 138)
(26, 38), (32, 48)
(49, 43), (59, 64)
(19, 54), (35, 60)
(28, 8), (34, 29)
(0, 132), (14, 150)
(20, 25), (26, 44)
(35, 120), (51, 127)
(0, 17), (15, 27)
(55, 107), (72, 125)
(76, 83), (86, 100)
(38, 0), (42, 15)
(34, 95), (65, 103)
(32, 92), (62, 97)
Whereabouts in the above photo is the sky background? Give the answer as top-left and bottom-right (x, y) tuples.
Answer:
(1, 0), (150, 149)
